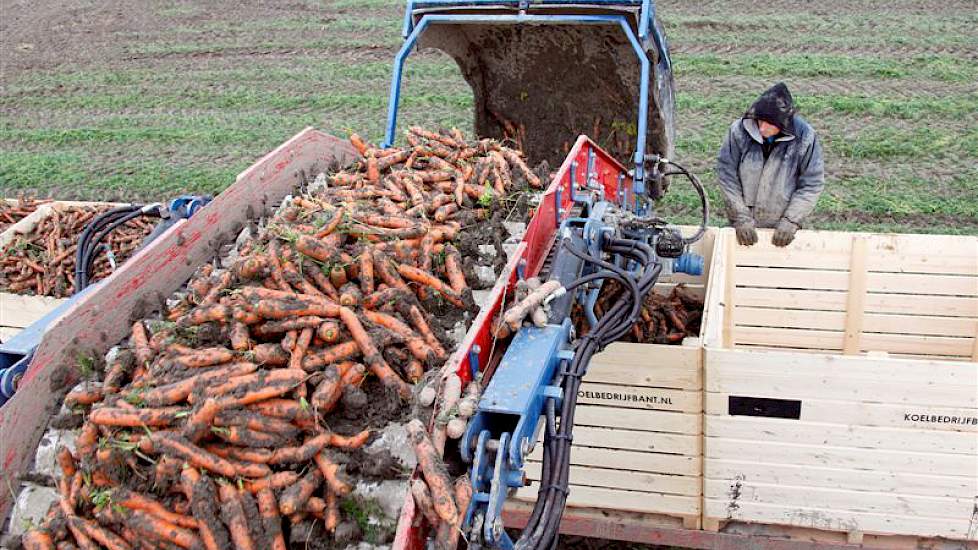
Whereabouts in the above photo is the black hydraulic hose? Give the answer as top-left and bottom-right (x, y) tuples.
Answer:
(662, 160), (709, 245)
(75, 206), (141, 290)
(515, 237), (662, 550)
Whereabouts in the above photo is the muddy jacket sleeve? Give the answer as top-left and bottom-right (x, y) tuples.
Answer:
(716, 123), (752, 225)
(782, 132), (825, 226)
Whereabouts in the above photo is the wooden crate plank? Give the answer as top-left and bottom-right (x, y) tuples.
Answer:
(735, 267), (976, 298)
(703, 499), (972, 540)
(0, 203), (53, 250)
(867, 272), (977, 297)
(705, 479), (972, 519)
(843, 236), (868, 354)
(585, 343), (701, 390)
(704, 393), (978, 433)
(575, 405), (701, 434)
(732, 308), (978, 339)
(734, 287), (978, 318)
(705, 438), (977, 477)
(705, 415), (977, 455)
(705, 355), (977, 407)
(734, 266), (849, 291)
(705, 459), (978, 499)
(524, 463), (701, 496)
(0, 293), (67, 328)
(528, 445), (701, 476)
(570, 426), (701, 455)
(577, 382), (701, 413)
(735, 326), (975, 357)
(737, 229), (978, 276)
(0, 128), (357, 521)
(516, 484), (700, 516)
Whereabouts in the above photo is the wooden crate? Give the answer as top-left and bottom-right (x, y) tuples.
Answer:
(702, 228), (978, 543)
(513, 227), (722, 529)
(0, 201), (128, 341)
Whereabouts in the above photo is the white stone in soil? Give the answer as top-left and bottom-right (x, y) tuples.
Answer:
(472, 290), (493, 309)
(474, 265), (496, 288)
(353, 479), (408, 526)
(448, 321), (467, 346)
(502, 242), (520, 260)
(33, 429), (77, 479)
(366, 423), (416, 470)
(8, 484), (59, 537)
(309, 172), (329, 193)
(477, 244), (497, 258)
(502, 221), (527, 240)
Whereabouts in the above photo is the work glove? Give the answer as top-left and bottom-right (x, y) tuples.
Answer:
(734, 221), (758, 246)
(772, 218), (799, 247)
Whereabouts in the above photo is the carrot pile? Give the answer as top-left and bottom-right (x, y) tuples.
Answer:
(0, 197), (51, 232)
(574, 282), (704, 344)
(19, 127), (540, 550)
(1, 205), (154, 298)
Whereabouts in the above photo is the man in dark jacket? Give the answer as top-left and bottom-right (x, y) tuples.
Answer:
(716, 83), (824, 247)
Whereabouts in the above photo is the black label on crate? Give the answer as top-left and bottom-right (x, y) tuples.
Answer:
(903, 412), (978, 426)
(728, 396), (801, 419)
(577, 390), (673, 406)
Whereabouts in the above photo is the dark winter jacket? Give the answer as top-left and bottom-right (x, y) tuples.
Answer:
(716, 84), (825, 228)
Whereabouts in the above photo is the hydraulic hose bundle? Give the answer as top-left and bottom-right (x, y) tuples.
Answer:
(515, 236), (662, 550)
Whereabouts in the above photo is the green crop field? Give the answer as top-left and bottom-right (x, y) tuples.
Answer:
(1, 0), (976, 234)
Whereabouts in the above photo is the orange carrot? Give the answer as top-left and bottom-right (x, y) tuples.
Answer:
(289, 327), (314, 371)
(411, 478), (441, 526)
(306, 263), (339, 299)
(349, 134), (369, 155)
(408, 305), (447, 359)
(183, 398), (223, 443)
(314, 452), (352, 496)
(20, 529), (55, 550)
(311, 364), (342, 414)
(89, 406), (185, 428)
(181, 466), (231, 550)
(67, 517), (130, 550)
(178, 304), (231, 327)
(202, 369), (306, 399)
(114, 488), (197, 529)
(443, 244), (467, 294)
(230, 321), (251, 351)
(204, 444), (273, 464)
(363, 287), (414, 311)
(252, 343), (289, 366)
(147, 432), (238, 478)
(372, 251), (409, 291)
(201, 271), (234, 305)
(255, 298), (339, 320)
(218, 482), (256, 550)
(316, 320), (341, 344)
(236, 255), (267, 280)
(65, 386), (103, 407)
(362, 309), (435, 368)
(103, 350), (134, 393)
(56, 446), (76, 477)
(295, 234), (336, 263)
(110, 507), (201, 550)
(278, 468), (324, 515)
(314, 207), (345, 239)
(256, 489), (287, 550)
(406, 419), (457, 522)
(131, 321), (153, 366)
(243, 471), (300, 494)
(268, 432), (331, 465)
(171, 347), (235, 368)
(325, 487), (340, 532)
(339, 306), (412, 399)
(329, 430), (371, 449)
(137, 362), (257, 407)
(398, 263), (465, 307)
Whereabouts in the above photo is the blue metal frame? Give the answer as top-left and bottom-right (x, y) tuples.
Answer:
(383, 11), (654, 192)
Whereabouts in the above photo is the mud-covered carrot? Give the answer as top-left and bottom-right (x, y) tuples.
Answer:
(311, 364), (342, 414)
(218, 482), (256, 550)
(411, 478), (441, 526)
(339, 306), (412, 398)
(146, 432), (238, 478)
(406, 419), (457, 522)
(313, 452), (352, 496)
(267, 432), (331, 465)
(131, 321), (153, 366)
(114, 489), (197, 529)
(181, 466), (231, 550)
(243, 471), (300, 494)
(256, 488), (287, 550)
(171, 347), (235, 368)
(397, 264), (465, 307)
(278, 468), (323, 515)
(65, 386), (103, 407)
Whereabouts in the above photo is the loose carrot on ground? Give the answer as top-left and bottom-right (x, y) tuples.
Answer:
(65, 386), (103, 407)
(311, 365), (342, 414)
(406, 419), (457, 522)
(256, 489), (287, 550)
(278, 468), (323, 515)
(289, 327), (314, 371)
(171, 347), (235, 368)
(251, 343), (289, 366)
(324, 487), (341, 532)
(181, 466), (231, 550)
(138, 361), (257, 406)
(362, 287), (414, 310)
(146, 432), (238, 478)
(103, 350), (134, 393)
(255, 298), (339, 320)
(88, 406), (175, 428)
(214, 410), (298, 436)
(408, 305), (447, 359)
(114, 489), (197, 529)
(372, 251), (409, 291)
(201, 368), (306, 400)
(20, 528), (55, 550)
(411, 478), (441, 526)
(330, 430), (371, 449)
(436, 474), (474, 549)
(105, 506), (201, 550)
(339, 306), (413, 399)
(443, 244), (467, 294)
(131, 321), (153, 366)
(218, 482), (256, 550)
(313, 452), (352, 496)
(267, 432), (331, 465)
(362, 309), (435, 368)
(200, 271), (234, 305)
(253, 315), (325, 336)
(177, 304), (231, 327)
(230, 321), (251, 351)
(397, 264), (465, 307)
(243, 471), (300, 494)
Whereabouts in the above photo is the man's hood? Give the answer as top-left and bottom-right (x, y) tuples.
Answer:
(744, 82), (796, 133)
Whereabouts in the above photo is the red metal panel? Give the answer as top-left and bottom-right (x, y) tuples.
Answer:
(0, 128), (356, 520)
(392, 136), (633, 550)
